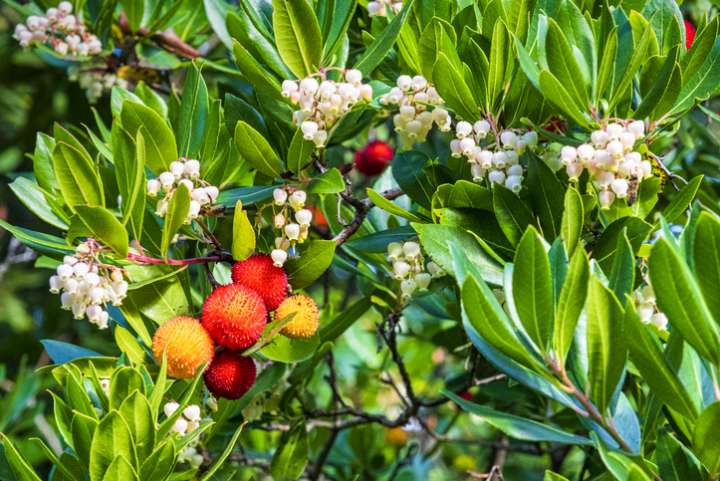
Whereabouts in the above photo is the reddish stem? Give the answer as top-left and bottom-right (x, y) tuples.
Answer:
(127, 252), (227, 265)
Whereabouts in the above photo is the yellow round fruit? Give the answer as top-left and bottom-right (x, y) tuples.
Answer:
(276, 295), (319, 339)
(385, 427), (409, 446)
(152, 316), (215, 379)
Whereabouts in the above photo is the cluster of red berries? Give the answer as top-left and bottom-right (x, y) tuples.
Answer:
(152, 254), (320, 399)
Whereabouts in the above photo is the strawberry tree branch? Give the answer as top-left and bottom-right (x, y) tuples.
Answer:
(127, 251), (232, 265)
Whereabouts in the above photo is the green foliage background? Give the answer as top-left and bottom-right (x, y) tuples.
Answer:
(3, 0), (720, 480)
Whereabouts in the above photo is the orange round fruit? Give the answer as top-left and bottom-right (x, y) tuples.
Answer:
(231, 254), (288, 310)
(152, 316), (214, 379)
(276, 294), (319, 339)
(202, 284), (267, 349)
(204, 350), (257, 400)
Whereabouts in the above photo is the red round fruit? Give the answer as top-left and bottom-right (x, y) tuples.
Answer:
(459, 390), (473, 401)
(204, 350), (257, 400)
(354, 140), (394, 176)
(685, 19), (696, 49)
(202, 284), (267, 349)
(231, 254), (288, 311)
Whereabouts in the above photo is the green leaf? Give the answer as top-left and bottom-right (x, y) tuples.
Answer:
(413, 223), (503, 286)
(118, 390), (155, 462)
(344, 226), (415, 253)
(657, 430), (706, 481)
(270, 421), (309, 481)
(693, 402), (720, 476)
(109, 367), (145, 410)
(545, 18), (589, 109)
(177, 63), (209, 159)
(9, 177), (68, 230)
(200, 422), (246, 480)
(231, 39), (284, 101)
(561, 187), (583, 257)
(586, 276), (627, 414)
(625, 302), (698, 420)
(367, 188), (427, 223)
(538, 70), (591, 128)
(160, 183), (191, 257)
(607, 230), (635, 302)
(89, 411), (136, 481)
(0, 433), (42, 481)
(67, 206), (129, 258)
(594, 217), (653, 273)
(354, 0), (415, 74)
(462, 275), (540, 369)
(260, 335), (320, 363)
(53, 142), (104, 211)
(527, 156), (564, 239)
(444, 391), (591, 445)
(487, 21), (508, 109)
(139, 442), (176, 481)
(308, 168), (346, 194)
(662, 175), (703, 224)
(101, 456), (137, 481)
(553, 250), (589, 365)
(120, 0), (144, 31)
(120, 101), (177, 173)
(287, 128), (314, 174)
(319, 297), (371, 342)
(649, 238), (720, 365)
(272, 0), (323, 78)
(231, 201), (256, 261)
(433, 53), (479, 121)
(234, 121), (284, 178)
(112, 127), (146, 241)
(71, 412), (98, 467)
(493, 185), (534, 246)
(513, 227), (554, 351)
(544, 472), (570, 481)
(285, 240), (336, 288)
(0, 219), (72, 255)
(694, 212), (720, 321)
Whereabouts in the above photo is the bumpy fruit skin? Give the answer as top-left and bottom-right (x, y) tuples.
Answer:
(685, 19), (696, 49)
(231, 254), (288, 310)
(152, 316), (214, 379)
(385, 427), (409, 446)
(202, 284), (267, 349)
(354, 140), (394, 176)
(276, 294), (320, 339)
(203, 350), (257, 400)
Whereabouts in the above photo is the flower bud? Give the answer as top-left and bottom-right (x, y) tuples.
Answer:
(289, 190), (307, 209)
(456, 121), (473, 138)
(274, 188), (288, 205)
(159, 172), (175, 190)
(598, 190), (615, 209)
(415, 272), (432, 289)
(488, 170), (506, 185)
(402, 241), (421, 258)
(170, 161), (185, 178)
(172, 418), (188, 435)
(397, 75), (412, 90)
(301, 121), (319, 140)
(295, 209), (313, 225)
(285, 223), (301, 240)
(560, 146), (577, 164)
(500, 130), (517, 149)
(627, 120), (645, 139)
(393, 261), (411, 279)
(183, 405), (201, 422)
(147, 179), (161, 196)
(271, 249), (288, 267)
(184, 159), (201, 178)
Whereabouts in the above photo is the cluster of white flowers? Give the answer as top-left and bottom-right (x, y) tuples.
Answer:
(49, 240), (127, 329)
(270, 188), (313, 267)
(633, 284), (669, 331)
(367, 0), (403, 16)
(282, 69), (373, 148)
(165, 402), (204, 467)
(68, 66), (128, 104)
(380, 75), (451, 150)
(387, 241), (445, 302)
(560, 120), (653, 208)
(450, 120), (538, 192)
(147, 158), (219, 224)
(13, 2), (102, 56)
